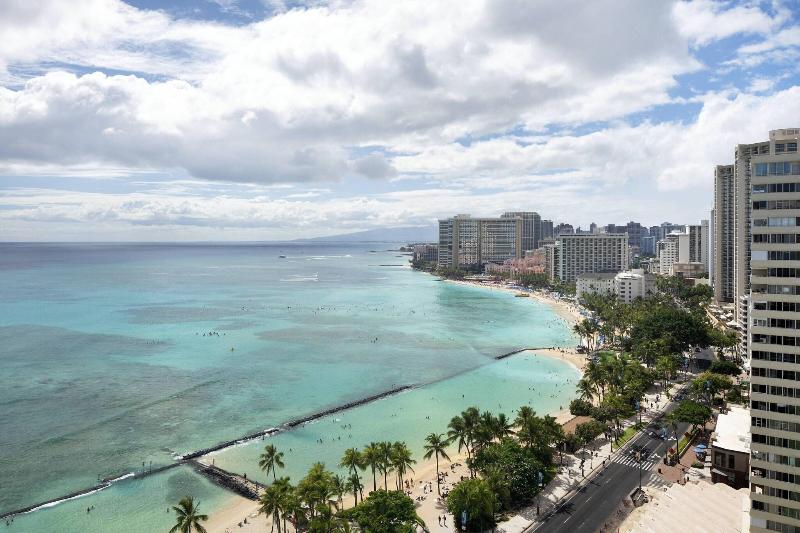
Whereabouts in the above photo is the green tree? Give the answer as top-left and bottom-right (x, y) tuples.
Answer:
(709, 360), (740, 376)
(691, 371), (735, 404)
(259, 444), (286, 481)
(470, 438), (547, 506)
(362, 442), (381, 493)
(389, 441), (415, 490)
(344, 489), (425, 533)
(339, 448), (364, 504)
(296, 462), (335, 518)
(446, 478), (497, 532)
(423, 433), (451, 496)
(672, 400), (712, 432)
(259, 482), (288, 533)
(169, 496), (208, 533)
(569, 398), (594, 416)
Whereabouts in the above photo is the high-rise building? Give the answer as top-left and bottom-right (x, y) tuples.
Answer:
(589, 222), (598, 234)
(688, 221), (709, 265)
(649, 225), (663, 243)
(555, 223), (574, 236)
(661, 222), (686, 235)
(641, 236), (656, 256)
(556, 233), (629, 282)
(541, 219), (554, 240)
(626, 221), (647, 250)
(502, 211), (541, 251)
(657, 233), (681, 275)
(714, 164), (735, 303)
(709, 208), (715, 286)
(437, 214), (523, 269)
(747, 128), (800, 533)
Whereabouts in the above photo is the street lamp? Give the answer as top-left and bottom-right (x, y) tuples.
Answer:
(636, 450), (642, 490)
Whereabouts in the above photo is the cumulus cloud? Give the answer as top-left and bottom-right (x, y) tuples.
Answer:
(0, 0), (797, 239)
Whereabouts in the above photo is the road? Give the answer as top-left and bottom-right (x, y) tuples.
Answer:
(528, 406), (690, 533)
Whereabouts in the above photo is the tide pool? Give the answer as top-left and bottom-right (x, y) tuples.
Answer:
(0, 243), (577, 532)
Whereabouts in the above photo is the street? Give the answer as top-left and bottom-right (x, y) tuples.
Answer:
(527, 409), (690, 533)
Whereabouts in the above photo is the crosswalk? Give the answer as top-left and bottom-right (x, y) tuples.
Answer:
(609, 452), (657, 471)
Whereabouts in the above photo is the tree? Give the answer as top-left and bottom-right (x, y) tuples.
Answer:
(569, 398), (594, 416)
(344, 489), (425, 533)
(691, 371), (734, 404)
(331, 474), (347, 511)
(169, 496), (209, 533)
(672, 400), (712, 433)
(345, 472), (364, 510)
(296, 462), (335, 519)
(389, 441), (415, 490)
(470, 438), (547, 506)
(377, 441), (394, 489)
(362, 442), (381, 493)
(339, 448), (365, 504)
(574, 420), (607, 446)
(423, 433), (451, 496)
(259, 444), (286, 481)
(709, 360), (740, 376)
(596, 394), (634, 441)
(655, 354), (679, 390)
(447, 478), (497, 532)
(259, 483), (288, 533)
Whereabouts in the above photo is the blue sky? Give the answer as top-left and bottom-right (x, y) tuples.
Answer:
(0, 0), (799, 240)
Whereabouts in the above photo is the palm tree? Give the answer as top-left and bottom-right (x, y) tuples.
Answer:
(330, 474), (346, 511)
(259, 484), (286, 533)
(338, 448), (364, 504)
(259, 444), (286, 481)
(447, 415), (471, 461)
(345, 472), (363, 509)
(423, 433), (451, 495)
(378, 441), (394, 489)
(390, 441), (416, 490)
(169, 496), (208, 533)
(514, 406), (535, 428)
(493, 413), (515, 440)
(362, 442), (381, 493)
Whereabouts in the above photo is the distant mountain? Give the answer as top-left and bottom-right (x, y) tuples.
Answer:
(299, 225), (437, 243)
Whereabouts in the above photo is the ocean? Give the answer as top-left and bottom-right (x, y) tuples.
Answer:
(0, 242), (578, 532)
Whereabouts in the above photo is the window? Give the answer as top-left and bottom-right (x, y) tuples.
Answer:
(728, 455), (735, 469)
(790, 142), (798, 152)
(777, 144), (786, 153)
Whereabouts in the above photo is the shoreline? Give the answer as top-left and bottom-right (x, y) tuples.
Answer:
(206, 279), (585, 533)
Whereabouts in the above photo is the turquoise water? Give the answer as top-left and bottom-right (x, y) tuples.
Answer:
(0, 243), (576, 532)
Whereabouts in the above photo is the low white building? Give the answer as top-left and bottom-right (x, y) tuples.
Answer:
(576, 269), (656, 303)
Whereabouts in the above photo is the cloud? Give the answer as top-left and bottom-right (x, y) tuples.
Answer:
(0, 0), (798, 240)
(673, 0), (785, 46)
(0, 0), (700, 185)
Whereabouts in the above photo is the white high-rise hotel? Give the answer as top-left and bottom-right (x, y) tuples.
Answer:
(717, 129), (800, 533)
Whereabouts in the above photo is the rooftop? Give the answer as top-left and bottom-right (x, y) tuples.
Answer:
(712, 406), (750, 454)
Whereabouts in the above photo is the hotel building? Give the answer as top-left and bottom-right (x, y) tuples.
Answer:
(715, 164), (736, 304)
(437, 214), (523, 269)
(502, 211), (541, 251)
(746, 128), (800, 533)
(556, 233), (629, 283)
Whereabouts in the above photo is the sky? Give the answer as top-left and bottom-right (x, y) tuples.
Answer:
(0, 0), (799, 241)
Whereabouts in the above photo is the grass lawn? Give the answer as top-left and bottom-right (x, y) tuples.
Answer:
(615, 423), (644, 447)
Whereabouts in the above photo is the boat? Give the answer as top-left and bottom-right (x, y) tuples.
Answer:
(514, 292), (530, 297)
(278, 255), (287, 258)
